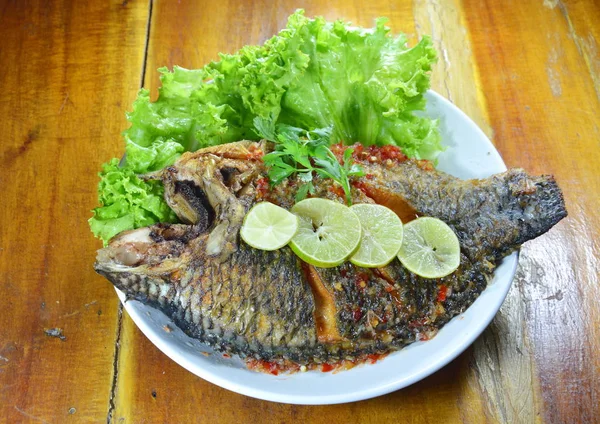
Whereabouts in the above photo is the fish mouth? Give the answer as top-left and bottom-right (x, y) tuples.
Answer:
(94, 224), (200, 277)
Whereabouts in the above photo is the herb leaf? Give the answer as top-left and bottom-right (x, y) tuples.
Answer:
(295, 182), (314, 202)
(254, 117), (362, 205)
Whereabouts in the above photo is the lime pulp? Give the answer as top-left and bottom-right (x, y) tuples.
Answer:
(349, 203), (403, 268)
(240, 202), (298, 251)
(397, 217), (460, 279)
(289, 198), (361, 268)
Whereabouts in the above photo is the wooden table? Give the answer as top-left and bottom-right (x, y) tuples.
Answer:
(1, 1), (598, 422)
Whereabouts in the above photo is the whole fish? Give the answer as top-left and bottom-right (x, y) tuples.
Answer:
(94, 141), (567, 367)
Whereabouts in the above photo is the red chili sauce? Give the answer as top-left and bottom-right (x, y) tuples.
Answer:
(246, 352), (389, 375)
(329, 143), (408, 164)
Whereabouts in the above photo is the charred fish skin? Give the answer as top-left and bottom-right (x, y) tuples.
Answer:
(94, 141), (568, 367)
(312, 253), (488, 351)
(95, 225), (321, 363)
(357, 162), (567, 262)
(197, 240), (319, 361)
(445, 170), (567, 263)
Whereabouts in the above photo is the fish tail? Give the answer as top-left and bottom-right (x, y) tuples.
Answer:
(512, 172), (568, 245)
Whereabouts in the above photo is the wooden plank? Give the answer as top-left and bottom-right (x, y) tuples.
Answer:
(415, 1), (546, 422)
(558, 0), (600, 100)
(462, 0), (600, 423)
(0, 1), (151, 422)
(413, 0), (493, 138)
(142, 0), (415, 97)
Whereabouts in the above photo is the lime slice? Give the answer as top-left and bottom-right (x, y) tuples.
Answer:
(240, 202), (298, 251)
(290, 198), (361, 268)
(397, 217), (460, 279)
(349, 204), (404, 268)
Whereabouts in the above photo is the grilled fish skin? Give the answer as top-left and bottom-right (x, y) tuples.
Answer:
(96, 224), (321, 362)
(356, 160), (566, 263)
(94, 141), (567, 366)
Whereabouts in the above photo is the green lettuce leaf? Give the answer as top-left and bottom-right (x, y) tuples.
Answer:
(91, 10), (439, 244)
(89, 159), (178, 244)
(279, 15), (439, 158)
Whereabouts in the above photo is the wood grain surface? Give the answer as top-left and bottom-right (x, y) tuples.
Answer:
(0, 0), (598, 423)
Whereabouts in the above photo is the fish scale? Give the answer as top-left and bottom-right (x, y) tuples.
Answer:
(95, 141), (567, 367)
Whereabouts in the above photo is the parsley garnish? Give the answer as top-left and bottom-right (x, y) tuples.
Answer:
(254, 118), (364, 205)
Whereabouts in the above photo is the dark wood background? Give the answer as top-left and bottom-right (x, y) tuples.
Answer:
(0, 0), (598, 422)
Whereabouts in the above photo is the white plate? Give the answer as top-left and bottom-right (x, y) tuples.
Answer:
(116, 90), (517, 404)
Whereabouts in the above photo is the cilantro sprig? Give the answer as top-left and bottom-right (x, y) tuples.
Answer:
(254, 118), (364, 205)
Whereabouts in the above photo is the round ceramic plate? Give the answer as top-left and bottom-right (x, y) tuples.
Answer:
(116, 90), (517, 405)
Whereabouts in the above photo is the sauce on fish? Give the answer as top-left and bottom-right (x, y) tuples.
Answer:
(352, 181), (420, 223)
(301, 263), (344, 343)
(246, 352), (389, 375)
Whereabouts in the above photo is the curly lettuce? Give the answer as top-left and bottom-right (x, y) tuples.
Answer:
(89, 159), (178, 243)
(90, 9), (439, 244)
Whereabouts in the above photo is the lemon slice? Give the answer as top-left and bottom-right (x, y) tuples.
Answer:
(240, 202), (298, 251)
(290, 198), (361, 268)
(349, 204), (403, 268)
(397, 217), (460, 278)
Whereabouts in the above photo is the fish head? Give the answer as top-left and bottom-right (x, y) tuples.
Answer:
(96, 141), (270, 293)
(148, 140), (267, 223)
(161, 140), (269, 261)
(103, 141), (267, 277)
(94, 223), (202, 297)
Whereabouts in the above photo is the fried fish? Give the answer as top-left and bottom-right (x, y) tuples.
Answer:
(94, 141), (567, 368)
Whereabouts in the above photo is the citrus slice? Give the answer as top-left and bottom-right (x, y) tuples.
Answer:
(240, 202), (298, 251)
(349, 204), (404, 268)
(290, 198), (361, 268)
(397, 217), (460, 279)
